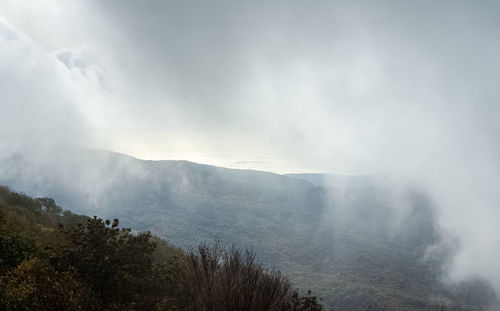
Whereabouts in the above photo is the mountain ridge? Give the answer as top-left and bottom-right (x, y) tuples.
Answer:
(0, 145), (496, 310)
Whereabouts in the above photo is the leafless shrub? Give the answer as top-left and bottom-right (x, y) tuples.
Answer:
(184, 241), (291, 311)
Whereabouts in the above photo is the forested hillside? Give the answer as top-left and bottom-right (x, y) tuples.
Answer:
(1, 146), (498, 310)
(0, 186), (327, 310)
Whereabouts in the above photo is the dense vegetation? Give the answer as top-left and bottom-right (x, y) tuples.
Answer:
(2, 147), (498, 310)
(0, 186), (328, 310)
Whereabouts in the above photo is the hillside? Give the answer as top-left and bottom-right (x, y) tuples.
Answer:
(0, 145), (497, 310)
(0, 187), (325, 310)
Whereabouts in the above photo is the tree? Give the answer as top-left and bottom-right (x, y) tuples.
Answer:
(55, 217), (157, 309)
(36, 197), (63, 215)
(183, 241), (308, 311)
(0, 230), (37, 274)
(0, 258), (96, 310)
(285, 290), (324, 311)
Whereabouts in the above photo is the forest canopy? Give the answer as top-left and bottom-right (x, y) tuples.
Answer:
(0, 186), (325, 310)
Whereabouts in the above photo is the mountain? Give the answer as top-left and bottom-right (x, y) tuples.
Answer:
(0, 144), (496, 310)
(285, 173), (379, 190)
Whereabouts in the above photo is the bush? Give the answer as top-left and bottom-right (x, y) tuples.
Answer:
(183, 241), (324, 311)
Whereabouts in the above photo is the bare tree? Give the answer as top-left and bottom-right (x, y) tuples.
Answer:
(183, 242), (292, 311)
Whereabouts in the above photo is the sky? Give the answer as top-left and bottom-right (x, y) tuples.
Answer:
(1, 0), (500, 292)
(1, 0), (498, 174)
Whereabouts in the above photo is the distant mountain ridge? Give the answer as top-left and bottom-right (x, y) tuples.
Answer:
(285, 173), (379, 189)
(0, 144), (496, 310)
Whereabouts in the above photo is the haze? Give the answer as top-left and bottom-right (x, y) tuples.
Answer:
(1, 0), (500, 297)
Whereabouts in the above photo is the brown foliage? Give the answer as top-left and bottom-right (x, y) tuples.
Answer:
(183, 242), (293, 311)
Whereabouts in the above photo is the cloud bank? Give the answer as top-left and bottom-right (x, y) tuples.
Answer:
(1, 0), (500, 294)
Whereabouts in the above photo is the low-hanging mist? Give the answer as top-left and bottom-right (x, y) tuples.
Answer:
(1, 0), (500, 305)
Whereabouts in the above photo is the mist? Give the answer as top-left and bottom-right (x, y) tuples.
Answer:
(1, 0), (500, 299)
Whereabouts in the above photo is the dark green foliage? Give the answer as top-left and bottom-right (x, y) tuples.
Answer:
(149, 257), (198, 311)
(0, 187), (176, 310)
(0, 187), (326, 310)
(151, 235), (184, 264)
(0, 230), (36, 274)
(286, 290), (324, 311)
(1, 258), (96, 310)
(36, 197), (62, 215)
(5, 149), (498, 310)
(55, 217), (157, 309)
(3, 191), (42, 213)
(59, 209), (91, 228)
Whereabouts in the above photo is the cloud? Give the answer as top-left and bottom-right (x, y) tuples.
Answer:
(90, 0), (500, 293)
(0, 9), (120, 152)
(1, 0), (500, 295)
(0, 18), (85, 144)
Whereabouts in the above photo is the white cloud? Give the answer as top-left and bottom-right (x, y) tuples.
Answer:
(1, 0), (500, 295)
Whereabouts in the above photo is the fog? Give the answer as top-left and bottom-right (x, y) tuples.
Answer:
(1, 0), (500, 296)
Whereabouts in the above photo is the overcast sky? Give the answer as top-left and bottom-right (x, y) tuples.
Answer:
(1, 0), (498, 173)
(2, 0), (500, 291)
